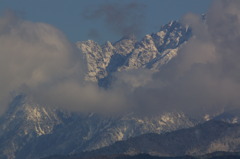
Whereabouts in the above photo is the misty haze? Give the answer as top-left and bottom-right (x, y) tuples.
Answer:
(0, 0), (240, 159)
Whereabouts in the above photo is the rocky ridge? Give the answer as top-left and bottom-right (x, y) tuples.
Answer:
(0, 96), (195, 159)
(70, 120), (240, 158)
(76, 21), (191, 82)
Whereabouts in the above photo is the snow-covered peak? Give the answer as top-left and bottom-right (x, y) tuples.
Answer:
(76, 40), (107, 81)
(152, 20), (191, 52)
(118, 34), (158, 71)
(102, 41), (114, 49)
(75, 21), (191, 83)
(113, 35), (137, 56)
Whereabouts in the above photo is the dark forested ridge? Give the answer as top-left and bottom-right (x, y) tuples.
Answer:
(42, 152), (240, 159)
(42, 121), (240, 159)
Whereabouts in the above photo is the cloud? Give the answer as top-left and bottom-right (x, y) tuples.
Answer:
(0, 11), (126, 114)
(0, 11), (87, 113)
(113, 0), (240, 117)
(1, 0), (240, 118)
(29, 80), (127, 113)
(83, 2), (146, 37)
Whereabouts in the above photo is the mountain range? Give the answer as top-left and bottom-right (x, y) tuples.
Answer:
(0, 20), (239, 159)
(78, 120), (240, 157)
(42, 120), (240, 159)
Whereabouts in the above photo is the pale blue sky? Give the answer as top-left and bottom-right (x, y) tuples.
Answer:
(0, 0), (213, 43)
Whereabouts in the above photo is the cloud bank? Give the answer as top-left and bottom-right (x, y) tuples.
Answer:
(0, 11), (81, 113)
(115, 0), (240, 117)
(1, 0), (240, 117)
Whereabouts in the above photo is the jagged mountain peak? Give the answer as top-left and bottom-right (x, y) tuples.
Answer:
(152, 20), (191, 52)
(113, 35), (137, 56)
(76, 21), (191, 83)
(102, 41), (113, 48)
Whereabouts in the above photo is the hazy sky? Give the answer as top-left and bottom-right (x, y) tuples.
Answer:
(0, 0), (213, 43)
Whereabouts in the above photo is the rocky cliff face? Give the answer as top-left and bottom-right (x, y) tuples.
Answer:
(76, 21), (191, 83)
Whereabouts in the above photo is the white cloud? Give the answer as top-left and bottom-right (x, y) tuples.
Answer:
(0, 11), (86, 113)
